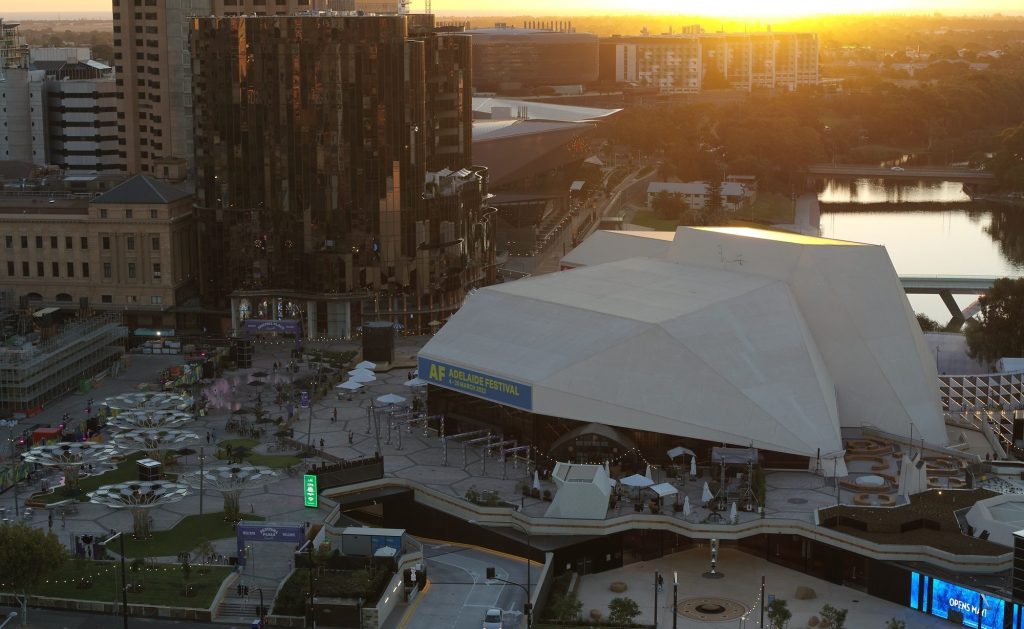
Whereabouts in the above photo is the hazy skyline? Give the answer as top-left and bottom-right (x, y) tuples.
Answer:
(3, 0), (1024, 17)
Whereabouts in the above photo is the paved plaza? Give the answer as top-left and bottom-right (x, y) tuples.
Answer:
(576, 546), (954, 628)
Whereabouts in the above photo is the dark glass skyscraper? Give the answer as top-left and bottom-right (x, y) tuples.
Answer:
(191, 14), (492, 337)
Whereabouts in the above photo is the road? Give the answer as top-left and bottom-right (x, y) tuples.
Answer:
(805, 163), (994, 182)
(0, 606), (240, 629)
(396, 542), (538, 629)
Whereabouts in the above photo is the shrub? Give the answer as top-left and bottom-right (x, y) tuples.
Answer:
(819, 604), (848, 629)
(885, 620), (906, 629)
(547, 592), (582, 621)
(766, 598), (792, 629)
(608, 596), (641, 626)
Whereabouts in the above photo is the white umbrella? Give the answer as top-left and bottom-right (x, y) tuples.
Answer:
(604, 460), (610, 475)
(376, 393), (407, 405)
(701, 482), (714, 505)
(729, 501), (738, 524)
(645, 464), (653, 481)
(403, 378), (428, 387)
(619, 474), (655, 488)
(683, 495), (692, 517)
(355, 360), (377, 370)
(533, 471), (541, 491)
(350, 371), (376, 383)
(690, 456), (698, 478)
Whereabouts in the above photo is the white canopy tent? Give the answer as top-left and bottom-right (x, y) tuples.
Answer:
(649, 482), (678, 499)
(336, 381), (363, 391)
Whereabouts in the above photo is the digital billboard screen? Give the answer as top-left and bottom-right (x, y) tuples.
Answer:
(910, 571), (1005, 629)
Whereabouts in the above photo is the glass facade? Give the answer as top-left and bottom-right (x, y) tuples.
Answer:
(191, 14), (493, 335)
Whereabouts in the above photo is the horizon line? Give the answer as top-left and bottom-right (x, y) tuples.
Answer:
(6, 9), (1024, 18)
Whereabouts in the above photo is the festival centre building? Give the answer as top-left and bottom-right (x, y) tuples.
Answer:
(418, 226), (947, 474)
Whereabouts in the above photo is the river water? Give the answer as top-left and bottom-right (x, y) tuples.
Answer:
(817, 178), (1024, 322)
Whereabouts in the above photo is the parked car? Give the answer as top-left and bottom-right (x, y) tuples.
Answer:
(890, 166), (905, 171)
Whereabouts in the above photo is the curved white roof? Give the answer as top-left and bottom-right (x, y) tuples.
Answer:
(420, 226), (945, 463)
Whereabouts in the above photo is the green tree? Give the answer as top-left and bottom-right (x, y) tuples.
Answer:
(607, 596), (641, 626)
(547, 591), (583, 621)
(651, 190), (683, 220)
(965, 277), (1024, 364)
(916, 313), (941, 332)
(0, 522), (67, 623)
(885, 619), (907, 629)
(766, 598), (792, 629)
(819, 603), (848, 629)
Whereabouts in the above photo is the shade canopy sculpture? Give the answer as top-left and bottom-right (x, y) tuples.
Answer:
(103, 392), (192, 414)
(88, 480), (189, 538)
(180, 464), (277, 522)
(111, 428), (203, 458)
(21, 442), (118, 493)
(105, 410), (194, 431)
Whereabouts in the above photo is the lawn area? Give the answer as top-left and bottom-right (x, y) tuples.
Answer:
(35, 559), (232, 608)
(216, 438), (258, 450)
(35, 453), (145, 505)
(120, 512), (264, 558)
(630, 210), (678, 231)
(733, 192), (796, 224)
(246, 453), (304, 469)
(275, 569), (391, 616)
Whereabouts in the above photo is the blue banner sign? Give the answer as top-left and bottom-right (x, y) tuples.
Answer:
(300, 390), (309, 409)
(236, 523), (306, 567)
(418, 357), (532, 411)
(910, 571), (1005, 629)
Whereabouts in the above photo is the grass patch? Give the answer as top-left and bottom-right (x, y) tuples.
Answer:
(35, 559), (232, 608)
(120, 512), (264, 559)
(245, 453), (303, 469)
(733, 193), (796, 225)
(630, 211), (678, 231)
(217, 438), (259, 450)
(275, 569), (391, 615)
(35, 453), (145, 505)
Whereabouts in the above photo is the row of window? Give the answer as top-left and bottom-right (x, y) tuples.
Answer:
(6, 260), (161, 279)
(3, 235), (160, 250)
(97, 208), (162, 220)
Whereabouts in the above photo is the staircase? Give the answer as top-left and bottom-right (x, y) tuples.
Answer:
(215, 593), (264, 622)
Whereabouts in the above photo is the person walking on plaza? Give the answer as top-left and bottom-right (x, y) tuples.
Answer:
(348, 430), (354, 445)
(320, 437), (325, 449)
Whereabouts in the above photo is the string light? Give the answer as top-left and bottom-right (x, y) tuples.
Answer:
(0, 563), (223, 589)
(532, 446), (664, 470)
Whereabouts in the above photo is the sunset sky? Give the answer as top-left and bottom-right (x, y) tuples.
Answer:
(3, 0), (1023, 16)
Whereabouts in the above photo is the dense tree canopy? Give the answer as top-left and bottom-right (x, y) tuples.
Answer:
(965, 277), (1024, 364)
(0, 522), (67, 623)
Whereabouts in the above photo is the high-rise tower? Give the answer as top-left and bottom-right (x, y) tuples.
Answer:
(191, 14), (492, 337)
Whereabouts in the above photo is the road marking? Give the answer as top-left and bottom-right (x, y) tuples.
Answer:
(396, 579), (430, 629)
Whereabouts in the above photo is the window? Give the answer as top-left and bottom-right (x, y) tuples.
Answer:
(126, 295), (137, 304)
(151, 295), (163, 305)
(152, 263), (161, 278)
(65, 236), (73, 249)
(35, 236), (42, 248)
(125, 209), (133, 219)
(5, 261), (12, 276)
(127, 236), (135, 250)
(22, 262), (28, 276)
(36, 262), (44, 277)
(150, 209), (158, 219)
(50, 236), (57, 249)
(52, 262), (59, 277)
(81, 236), (88, 249)
(4, 235), (10, 248)
(20, 236), (27, 248)
(100, 208), (107, 218)
(152, 236), (160, 250)
(102, 236), (111, 250)
(101, 294), (112, 304)
(82, 262), (90, 278)
(127, 262), (136, 279)
(103, 262), (112, 278)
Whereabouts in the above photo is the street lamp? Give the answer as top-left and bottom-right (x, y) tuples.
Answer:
(473, 520), (532, 628)
(672, 571), (678, 629)
(103, 531), (130, 629)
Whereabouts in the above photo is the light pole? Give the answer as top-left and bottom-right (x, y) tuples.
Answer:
(474, 519), (532, 629)
(653, 571), (659, 627)
(307, 541), (317, 629)
(0, 612), (17, 629)
(672, 571), (678, 629)
(104, 531), (130, 629)
(198, 447), (205, 515)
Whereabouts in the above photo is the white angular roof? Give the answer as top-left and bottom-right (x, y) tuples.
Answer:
(420, 226), (945, 462)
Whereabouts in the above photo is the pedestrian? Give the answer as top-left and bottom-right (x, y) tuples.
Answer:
(348, 430), (354, 445)
(47, 512), (53, 531)
(237, 583), (243, 596)
(206, 431), (211, 444)
(320, 437), (325, 449)
(332, 408), (337, 423)
(61, 511), (66, 528)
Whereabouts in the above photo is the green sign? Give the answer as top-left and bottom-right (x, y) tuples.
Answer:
(303, 474), (318, 508)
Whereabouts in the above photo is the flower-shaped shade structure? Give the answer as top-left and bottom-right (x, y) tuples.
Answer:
(21, 442), (119, 490)
(111, 428), (203, 454)
(181, 464), (278, 492)
(103, 392), (192, 413)
(88, 480), (190, 538)
(105, 409), (194, 431)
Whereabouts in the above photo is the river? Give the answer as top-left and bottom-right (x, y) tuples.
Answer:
(817, 178), (1024, 323)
